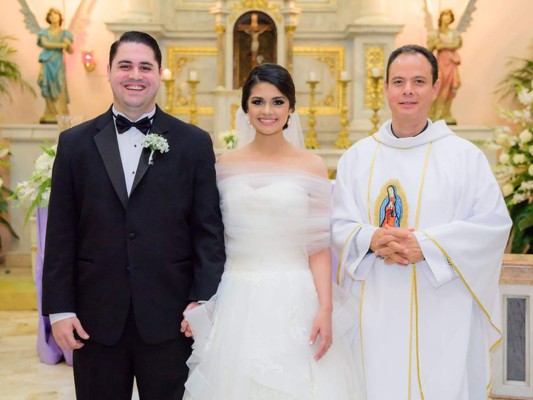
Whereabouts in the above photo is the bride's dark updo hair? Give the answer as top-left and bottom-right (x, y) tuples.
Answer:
(241, 64), (296, 129)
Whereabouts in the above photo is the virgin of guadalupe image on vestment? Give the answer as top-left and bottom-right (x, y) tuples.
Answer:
(375, 180), (408, 228)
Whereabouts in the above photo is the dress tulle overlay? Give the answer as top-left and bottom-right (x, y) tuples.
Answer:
(183, 163), (363, 400)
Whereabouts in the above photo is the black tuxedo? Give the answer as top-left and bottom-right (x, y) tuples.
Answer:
(42, 106), (225, 399)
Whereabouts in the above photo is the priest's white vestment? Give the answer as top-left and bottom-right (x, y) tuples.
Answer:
(332, 120), (512, 400)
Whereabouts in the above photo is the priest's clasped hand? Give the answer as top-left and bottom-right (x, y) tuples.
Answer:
(370, 226), (424, 266)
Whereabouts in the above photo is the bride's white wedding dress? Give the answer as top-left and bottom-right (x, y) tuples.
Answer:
(183, 163), (362, 400)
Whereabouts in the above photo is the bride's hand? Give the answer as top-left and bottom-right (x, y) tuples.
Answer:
(309, 308), (332, 361)
(180, 302), (200, 338)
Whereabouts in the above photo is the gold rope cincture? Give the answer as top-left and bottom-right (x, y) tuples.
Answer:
(410, 142), (432, 400)
(352, 141), (381, 396)
(334, 141), (380, 397)
(336, 225), (362, 286)
(336, 225), (367, 397)
(365, 140), (432, 400)
(367, 143), (381, 224)
(359, 280), (367, 398)
(420, 231), (503, 399)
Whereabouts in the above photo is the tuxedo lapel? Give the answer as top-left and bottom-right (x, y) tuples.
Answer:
(94, 118), (129, 209)
(131, 106), (171, 194)
(131, 148), (150, 194)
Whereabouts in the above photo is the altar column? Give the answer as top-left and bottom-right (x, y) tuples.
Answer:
(281, 0), (301, 74)
(284, 25), (296, 74)
(355, 0), (390, 24)
(215, 26), (226, 87)
(345, 21), (402, 141)
(210, 1), (229, 88)
(106, 0), (162, 39)
(118, 0), (155, 22)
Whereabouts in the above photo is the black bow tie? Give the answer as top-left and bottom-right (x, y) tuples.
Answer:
(114, 114), (153, 134)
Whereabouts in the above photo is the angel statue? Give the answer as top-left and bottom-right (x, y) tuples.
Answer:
(424, 0), (477, 124)
(18, 0), (93, 124)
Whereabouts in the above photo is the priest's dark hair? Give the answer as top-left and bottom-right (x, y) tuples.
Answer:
(386, 44), (438, 85)
(241, 63), (295, 129)
(109, 31), (162, 69)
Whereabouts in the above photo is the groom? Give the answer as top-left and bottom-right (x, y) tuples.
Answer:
(42, 31), (225, 399)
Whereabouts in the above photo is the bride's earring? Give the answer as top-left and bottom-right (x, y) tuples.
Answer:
(287, 116), (291, 126)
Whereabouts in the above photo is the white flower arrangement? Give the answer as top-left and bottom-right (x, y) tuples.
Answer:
(218, 130), (237, 149)
(12, 144), (56, 224)
(489, 57), (533, 253)
(142, 133), (169, 165)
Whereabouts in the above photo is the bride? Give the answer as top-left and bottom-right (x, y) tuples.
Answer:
(182, 63), (362, 399)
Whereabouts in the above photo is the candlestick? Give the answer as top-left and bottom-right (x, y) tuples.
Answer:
(334, 78), (352, 149)
(365, 47), (385, 135)
(189, 70), (197, 81)
(308, 71), (316, 82)
(340, 70), (349, 81)
(187, 78), (200, 125)
(162, 70), (175, 113)
(305, 79), (319, 149)
(162, 68), (172, 80)
(368, 74), (383, 135)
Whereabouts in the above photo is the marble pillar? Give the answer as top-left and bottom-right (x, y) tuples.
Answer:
(119, 0), (154, 22)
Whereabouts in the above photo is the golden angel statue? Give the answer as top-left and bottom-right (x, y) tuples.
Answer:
(18, 0), (93, 124)
(424, 0), (477, 124)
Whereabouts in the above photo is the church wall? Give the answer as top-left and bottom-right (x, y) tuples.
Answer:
(169, 10), (218, 32)
(1, 0), (531, 257)
(0, 0), (115, 125)
(0, 1), (531, 127)
(392, 0), (533, 126)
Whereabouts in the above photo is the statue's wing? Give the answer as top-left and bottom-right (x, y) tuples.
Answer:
(68, 0), (97, 42)
(422, 0), (434, 33)
(456, 0), (478, 33)
(18, 0), (40, 35)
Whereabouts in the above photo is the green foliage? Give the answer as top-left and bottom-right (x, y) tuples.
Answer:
(0, 34), (35, 104)
(0, 145), (19, 240)
(12, 144), (56, 225)
(499, 58), (533, 99)
(491, 48), (533, 253)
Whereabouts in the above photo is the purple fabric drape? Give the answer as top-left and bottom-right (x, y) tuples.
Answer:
(331, 250), (338, 283)
(35, 207), (73, 365)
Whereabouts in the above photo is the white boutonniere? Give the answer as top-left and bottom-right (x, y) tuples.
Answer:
(142, 134), (169, 165)
(218, 129), (237, 149)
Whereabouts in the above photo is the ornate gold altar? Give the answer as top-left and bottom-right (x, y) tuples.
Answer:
(151, 0), (402, 150)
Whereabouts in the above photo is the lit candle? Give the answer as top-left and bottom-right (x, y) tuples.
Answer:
(189, 70), (197, 81)
(371, 67), (381, 78)
(309, 71), (317, 81)
(162, 68), (172, 80)
(340, 70), (349, 81)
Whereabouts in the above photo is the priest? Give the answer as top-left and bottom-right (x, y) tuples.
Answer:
(332, 44), (511, 399)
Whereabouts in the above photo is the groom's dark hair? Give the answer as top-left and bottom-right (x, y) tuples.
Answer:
(109, 31), (162, 68)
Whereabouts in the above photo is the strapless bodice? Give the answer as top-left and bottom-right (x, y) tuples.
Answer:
(220, 179), (310, 271)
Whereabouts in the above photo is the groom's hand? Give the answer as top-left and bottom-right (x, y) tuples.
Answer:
(180, 302), (200, 338)
(51, 317), (89, 350)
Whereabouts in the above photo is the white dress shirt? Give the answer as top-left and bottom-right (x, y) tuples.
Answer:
(50, 107), (156, 325)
